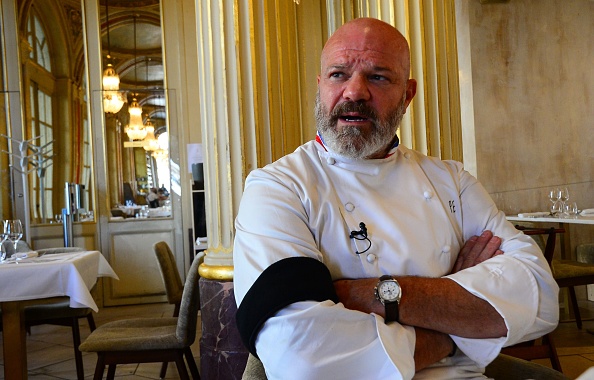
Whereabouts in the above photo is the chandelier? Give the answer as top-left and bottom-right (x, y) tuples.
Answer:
(125, 98), (146, 140)
(152, 148), (168, 160)
(142, 118), (160, 151)
(124, 16), (146, 141)
(102, 0), (126, 114)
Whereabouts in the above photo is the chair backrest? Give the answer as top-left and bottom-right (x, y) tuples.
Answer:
(153, 241), (184, 310)
(515, 225), (565, 265)
(175, 255), (201, 346)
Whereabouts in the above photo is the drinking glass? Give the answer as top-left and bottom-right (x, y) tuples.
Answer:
(565, 202), (579, 219)
(559, 187), (570, 203)
(0, 243), (5, 262)
(555, 187), (569, 218)
(548, 188), (561, 216)
(4, 220), (23, 254)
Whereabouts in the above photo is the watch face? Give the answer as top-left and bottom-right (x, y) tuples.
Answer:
(379, 281), (400, 302)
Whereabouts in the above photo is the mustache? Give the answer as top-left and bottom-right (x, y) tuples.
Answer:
(330, 102), (379, 121)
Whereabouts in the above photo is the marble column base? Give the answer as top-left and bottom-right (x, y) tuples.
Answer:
(199, 277), (249, 380)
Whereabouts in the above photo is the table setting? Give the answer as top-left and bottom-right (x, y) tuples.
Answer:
(509, 187), (594, 224)
(0, 218), (119, 379)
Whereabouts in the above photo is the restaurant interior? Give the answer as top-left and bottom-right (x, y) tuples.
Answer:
(0, 0), (593, 379)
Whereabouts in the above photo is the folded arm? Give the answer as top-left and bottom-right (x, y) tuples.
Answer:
(334, 230), (506, 338)
(334, 231), (506, 371)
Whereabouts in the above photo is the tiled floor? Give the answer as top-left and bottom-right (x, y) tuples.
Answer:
(1, 292), (594, 379)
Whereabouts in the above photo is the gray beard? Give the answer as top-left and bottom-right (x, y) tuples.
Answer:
(315, 92), (406, 160)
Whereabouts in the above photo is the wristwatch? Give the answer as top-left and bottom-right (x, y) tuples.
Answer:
(374, 275), (401, 323)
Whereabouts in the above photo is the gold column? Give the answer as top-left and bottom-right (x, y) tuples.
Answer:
(194, 1), (325, 377)
(196, 0), (325, 280)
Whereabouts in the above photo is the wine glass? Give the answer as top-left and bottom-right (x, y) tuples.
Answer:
(558, 187), (570, 217)
(4, 220), (23, 255)
(548, 188), (561, 216)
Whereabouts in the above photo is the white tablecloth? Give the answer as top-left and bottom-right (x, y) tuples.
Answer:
(507, 215), (594, 225)
(0, 250), (118, 311)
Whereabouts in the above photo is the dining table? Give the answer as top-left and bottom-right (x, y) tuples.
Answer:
(0, 249), (118, 380)
(506, 213), (594, 259)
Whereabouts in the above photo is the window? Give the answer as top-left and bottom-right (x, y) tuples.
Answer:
(26, 8), (54, 223)
(28, 82), (54, 222)
(27, 12), (51, 72)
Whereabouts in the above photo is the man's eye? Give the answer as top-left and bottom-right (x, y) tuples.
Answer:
(370, 75), (387, 81)
(330, 72), (345, 79)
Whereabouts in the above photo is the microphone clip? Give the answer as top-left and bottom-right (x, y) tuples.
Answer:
(349, 222), (367, 239)
(349, 222), (371, 255)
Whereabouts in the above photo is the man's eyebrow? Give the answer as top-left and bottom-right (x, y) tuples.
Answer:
(325, 64), (349, 72)
(325, 63), (393, 72)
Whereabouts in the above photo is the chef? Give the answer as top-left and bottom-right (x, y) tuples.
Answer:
(234, 17), (559, 379)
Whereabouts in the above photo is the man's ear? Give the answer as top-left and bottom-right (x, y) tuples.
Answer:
(403, 79), (417, 109)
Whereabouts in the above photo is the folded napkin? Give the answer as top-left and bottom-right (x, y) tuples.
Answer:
(517, 211), (550, 218)
(580, 209), (594, 216)
(14, 251), (39, 260)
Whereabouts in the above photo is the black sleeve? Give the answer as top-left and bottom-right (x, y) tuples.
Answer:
(235, 256), (339, 358)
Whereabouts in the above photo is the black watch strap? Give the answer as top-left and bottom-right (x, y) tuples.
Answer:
(384, 299), (399, 323)
(378, 275), (400, 323)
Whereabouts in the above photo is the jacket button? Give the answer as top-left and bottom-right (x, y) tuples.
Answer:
(442, 245), (451, 253)
(345, 202), (355, 212)
(424, 191), (433, 199)
(366, 253), (377, 263)
(326, 157), (335, 165)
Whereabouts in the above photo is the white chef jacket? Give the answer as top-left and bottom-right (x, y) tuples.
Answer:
(233, 140), (559, 380)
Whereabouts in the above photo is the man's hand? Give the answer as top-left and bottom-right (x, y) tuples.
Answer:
(451, 230), (503, 274)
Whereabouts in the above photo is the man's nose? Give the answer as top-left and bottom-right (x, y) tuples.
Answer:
(342, 74), (370, 102)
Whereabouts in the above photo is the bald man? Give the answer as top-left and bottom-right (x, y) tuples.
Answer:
(234, 18), (558, 379)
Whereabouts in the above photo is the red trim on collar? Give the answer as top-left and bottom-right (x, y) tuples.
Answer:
(315, 134), (327, 151)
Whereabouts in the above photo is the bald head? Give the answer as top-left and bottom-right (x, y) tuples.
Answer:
(321, 18), (411, 81)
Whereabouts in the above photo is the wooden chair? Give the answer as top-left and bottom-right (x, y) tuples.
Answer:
(79, 252), (202, 380)
(553, 243), (594, 330)
(0, 246), (95, 380)
(500, 226), (563, 372)
(516, 224), (594, 330)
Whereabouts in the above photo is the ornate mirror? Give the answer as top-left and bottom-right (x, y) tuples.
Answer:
(99, 0), (169, 217)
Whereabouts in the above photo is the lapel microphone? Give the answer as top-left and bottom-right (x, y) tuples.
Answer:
(349, 222), (368, 239)
(349, 222), (372, 255)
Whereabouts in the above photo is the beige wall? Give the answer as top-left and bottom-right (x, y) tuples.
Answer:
(464, 0), (594, 253)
